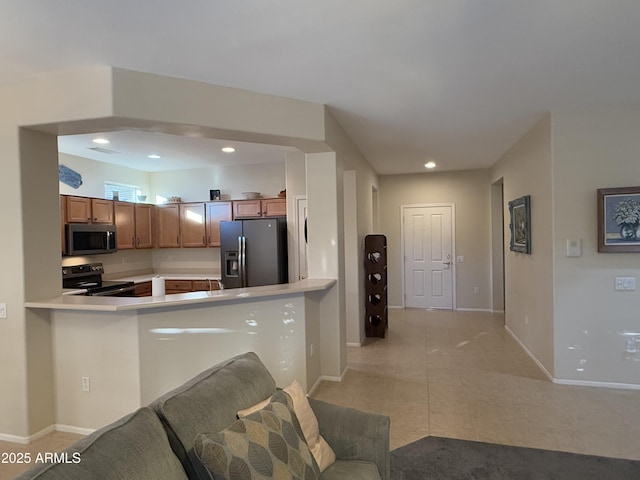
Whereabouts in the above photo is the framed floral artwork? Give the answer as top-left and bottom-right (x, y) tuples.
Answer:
(509, 195), (531, 254)
(598, 186), (640, 252)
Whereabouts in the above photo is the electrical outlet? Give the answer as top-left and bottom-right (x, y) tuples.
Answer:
(0, 303), (6, 318)
(474, 287), (480, 294)
(82, 377), (91, 392)
(456, 256), (464, 263)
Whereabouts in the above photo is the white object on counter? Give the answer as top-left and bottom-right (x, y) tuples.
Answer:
(152, 276), (165, 296)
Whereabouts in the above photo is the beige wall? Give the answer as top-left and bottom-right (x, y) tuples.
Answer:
(379, 169), (492, 310)
(1, 67), (363, 439)
(59, 152), (152, 199)
(552, 104), (640, 385)
(0, 67), (114, 439)
(491, 115), (554, 375)
(324, 109), (380, 346)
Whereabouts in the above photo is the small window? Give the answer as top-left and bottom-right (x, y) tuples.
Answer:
(105, 182), (140, 202)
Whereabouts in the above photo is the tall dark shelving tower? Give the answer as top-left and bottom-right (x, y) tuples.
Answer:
(364, 234), (388, 338)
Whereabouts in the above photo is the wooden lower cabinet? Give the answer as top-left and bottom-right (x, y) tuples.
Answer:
(133, 282), (152, 297)
(134, 279), (220, 296)
(192, 279), (220, 291)
(165, 280), (193, 294)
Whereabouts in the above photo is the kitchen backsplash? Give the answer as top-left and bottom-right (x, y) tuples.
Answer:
(62, 248), (221, 278)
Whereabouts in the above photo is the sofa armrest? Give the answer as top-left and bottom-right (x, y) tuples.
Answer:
(308, 397), (390, 480)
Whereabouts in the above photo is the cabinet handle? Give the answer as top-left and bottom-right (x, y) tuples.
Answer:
(177, 236), (179, 245)
(202, 235), (205, 244)
(135, 237), (139, 246)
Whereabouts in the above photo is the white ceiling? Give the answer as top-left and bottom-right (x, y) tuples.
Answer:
(57, 131), (296, 172)
(4, 1), (640, 175)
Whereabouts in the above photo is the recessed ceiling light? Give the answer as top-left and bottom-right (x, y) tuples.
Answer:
(92, 138), (110, 145)
(424, 161), (437, 169)
(221, 146), (236, 153)
(148, 154), (162, 159)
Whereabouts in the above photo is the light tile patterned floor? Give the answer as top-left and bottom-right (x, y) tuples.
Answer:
(2, 308), (639, 478)
(311, 308), (640, 460)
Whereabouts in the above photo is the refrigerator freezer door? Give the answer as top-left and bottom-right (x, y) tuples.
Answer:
(220, 220), (244, 288)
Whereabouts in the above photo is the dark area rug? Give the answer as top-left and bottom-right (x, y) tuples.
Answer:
(390, 436), (640, 480)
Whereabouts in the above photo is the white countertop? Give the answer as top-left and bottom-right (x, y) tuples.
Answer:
(26, 278), (336, 312)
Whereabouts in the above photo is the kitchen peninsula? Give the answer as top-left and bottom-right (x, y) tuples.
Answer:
(26, 278), (335, 433)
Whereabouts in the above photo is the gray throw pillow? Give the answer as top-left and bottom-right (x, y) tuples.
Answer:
(195, 391), (320, 480)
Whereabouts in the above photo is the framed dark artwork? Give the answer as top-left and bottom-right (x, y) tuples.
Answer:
(509, 195), (531, 254)
(597, 186), (640, 252)
(209, 189), (221, 201)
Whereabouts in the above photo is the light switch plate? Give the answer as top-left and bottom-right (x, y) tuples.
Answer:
(615, 277), (636, 291)
(566, 238), (582, 257)
(0, 303), (6, 318)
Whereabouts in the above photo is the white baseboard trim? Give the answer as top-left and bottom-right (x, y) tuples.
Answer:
(505, 325), (640, 390)
(554, 378), (640, 391)
(504, 325), (555, 382)
(493, 310), (505, 314)
(388, 305), (403, 309)
(54, 424), (96, 436)
(455, 308), (494, 312)
(307, 376), (323, 395)
(346, 342), (362, 348)
(0, 424), (55, 445)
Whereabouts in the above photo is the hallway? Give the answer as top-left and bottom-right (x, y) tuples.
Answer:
(311, 308), (640, 460)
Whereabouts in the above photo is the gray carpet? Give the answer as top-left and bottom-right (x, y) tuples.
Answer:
(390, 436), (640, 480)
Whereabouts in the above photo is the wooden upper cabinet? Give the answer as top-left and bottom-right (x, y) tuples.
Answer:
(206, 202), (232, 247)
(114, 201), (135, 250)
(232, 198), (286, 219)
(180, 203), (207, 247)
(65, 196), (114, 224)
(134, 204), (154, 249)
(233, 199), (262, 219)
(156, 204), (181, 248)
(91, 199), (114, 223)
(262, 198), (286, 217)
(65, 196), (92, 223)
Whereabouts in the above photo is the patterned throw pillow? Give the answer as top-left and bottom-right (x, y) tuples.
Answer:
(195, 391), (321, 480)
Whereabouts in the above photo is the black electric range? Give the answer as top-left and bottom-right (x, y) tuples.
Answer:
(62, 263), (135, 296)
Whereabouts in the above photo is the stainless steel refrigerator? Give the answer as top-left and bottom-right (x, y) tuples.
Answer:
(220, 218), (288, 288)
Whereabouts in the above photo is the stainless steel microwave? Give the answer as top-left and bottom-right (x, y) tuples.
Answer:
(66, 224), (117, 256)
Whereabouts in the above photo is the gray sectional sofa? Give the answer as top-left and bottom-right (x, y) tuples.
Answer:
(16, 352), (390, 480)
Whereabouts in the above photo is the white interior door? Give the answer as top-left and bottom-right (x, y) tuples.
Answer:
(404, 205), (454, 309)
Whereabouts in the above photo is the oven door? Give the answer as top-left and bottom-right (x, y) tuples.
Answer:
(87, 285), (136, 297)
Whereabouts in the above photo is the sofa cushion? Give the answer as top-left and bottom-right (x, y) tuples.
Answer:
(151, 352), (278, 480)
(320, 460), (382, 480)
(195, 391), (321, 480)
(15, 407), (188, 480)
(283, 380), (336, 472)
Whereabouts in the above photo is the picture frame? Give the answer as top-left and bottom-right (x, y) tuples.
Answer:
(597, 186), (640, 252)
(508, 195), (531, 254)
(209, 189), (221, 201)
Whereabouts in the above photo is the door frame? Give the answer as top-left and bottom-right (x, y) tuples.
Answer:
(400, 203), (457, 309)
(294, 195), (308, 281)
